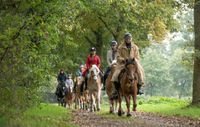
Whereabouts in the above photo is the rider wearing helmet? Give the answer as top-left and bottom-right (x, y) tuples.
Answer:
(103, 40), (118, 90)
(111, 32), (145, 95)
(82, 47), (101, 90)
(57, 69), (67, 87)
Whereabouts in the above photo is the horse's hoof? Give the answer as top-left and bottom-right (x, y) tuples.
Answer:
(109, 110), (114, 114)
(133, 108), (137, 112)
(127, 113), (132, 117)
(118, 111), (122, 116)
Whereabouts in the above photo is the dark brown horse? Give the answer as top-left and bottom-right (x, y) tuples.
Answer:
(118, 58), (138, 117)
(105, 63), (118, 113)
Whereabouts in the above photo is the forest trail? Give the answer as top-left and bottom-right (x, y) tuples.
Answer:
(72, 110), (200, 127)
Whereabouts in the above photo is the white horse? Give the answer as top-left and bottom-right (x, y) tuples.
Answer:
(87, 64), (102, 112)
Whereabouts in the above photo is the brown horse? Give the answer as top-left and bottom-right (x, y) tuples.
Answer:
(74, 76), (84, 109)
(74, 76), (89, 110)
(117, 58), (138, 117)
(87, 65), (102, 112)
(64, 86), (74, 109)
(105, 63), (118, 113)
(82, 89), (90, 110)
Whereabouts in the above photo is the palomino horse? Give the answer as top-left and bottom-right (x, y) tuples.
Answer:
(117, 58), (138, 117)
(87, 65), (102, 112)
(74, 76), (89, 110)
(105, 63), (118, 113)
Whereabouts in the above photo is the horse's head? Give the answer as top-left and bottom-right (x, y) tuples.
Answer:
(110, 63), (117, 74)
(76, 76), (83, 86)
(125, 58), (137, 84)
(89, 65), (99, 80)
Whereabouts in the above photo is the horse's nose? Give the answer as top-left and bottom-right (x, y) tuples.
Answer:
(129, 79), (134, 83)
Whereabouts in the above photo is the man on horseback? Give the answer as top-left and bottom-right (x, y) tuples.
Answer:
(111, 33), (145, 95)
(103, 40), (118, 90)
(82, 47), (102, 90)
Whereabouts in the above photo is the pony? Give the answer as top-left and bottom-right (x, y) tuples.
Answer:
(55, 82), (66, 106)
(117, 58), (138, 117)
(64, 86), (74, 108)
(105, 63), (118, 113)
(74, 76), (88, 110)
(64, 76), (75, 108)
(87, 64), (102, 112)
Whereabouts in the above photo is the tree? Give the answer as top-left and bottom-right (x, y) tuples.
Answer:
(192, 0), (200, 105)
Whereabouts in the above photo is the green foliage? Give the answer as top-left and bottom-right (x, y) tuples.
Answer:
(0, 0), (194, 117)
(0, 0), (81, 116)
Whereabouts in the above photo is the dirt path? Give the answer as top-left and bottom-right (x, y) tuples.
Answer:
(72, 110), (200, 127)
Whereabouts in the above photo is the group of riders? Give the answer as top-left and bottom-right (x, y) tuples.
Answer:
(55, 32), (145, 103)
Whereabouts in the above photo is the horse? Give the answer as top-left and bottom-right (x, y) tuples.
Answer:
(62, 76), (75, 108)
(64, 86), (74, 108)
(117, 58), (138, 117)
(82, 89), (90, 110)
(74, 76), (86, 109)
(87, 64), (102, 112)
(55, 82), (66, 106)
(105, 63), (118, 113)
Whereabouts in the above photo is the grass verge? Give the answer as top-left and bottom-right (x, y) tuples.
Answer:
(5, 103), (78, 127)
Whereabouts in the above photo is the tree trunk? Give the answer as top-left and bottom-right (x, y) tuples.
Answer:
(192, 0), (200, 105)
(92, 28), (103, 57)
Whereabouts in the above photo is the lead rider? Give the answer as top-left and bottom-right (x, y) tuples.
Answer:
(111, 33), (145, 95)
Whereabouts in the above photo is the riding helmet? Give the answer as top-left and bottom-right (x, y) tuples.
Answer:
(90, 47), (96, 51)
(124, 32), (132, 38)
(110, 40), (118, 46)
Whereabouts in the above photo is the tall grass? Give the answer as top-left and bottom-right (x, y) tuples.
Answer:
(99, 96), (200, 119)
(138, 96), (200, 118)
(5, 103), (77, 127)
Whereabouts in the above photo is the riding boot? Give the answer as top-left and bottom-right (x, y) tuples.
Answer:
(80, 82), (84, 95)
(102, 74), (106, 90)
(84, 77), (88, 90)
(110, 81), (120, 100)
(137, 83), (144, 95)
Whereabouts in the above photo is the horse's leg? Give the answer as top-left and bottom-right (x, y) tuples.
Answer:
(114, 99), (118, 113)
(132, 84), (137, 111)
(75, 96), (77, 109)
(118, 93), (123, 116)
(89, 93), (93, 112)
(93, 93), (97, 112)
(97, 90), (101, 111)
(125, 95), (131, 117)
(80, 98), (83, 109)
(132, 94), (137, 111)
(109, 99), (114, 113)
